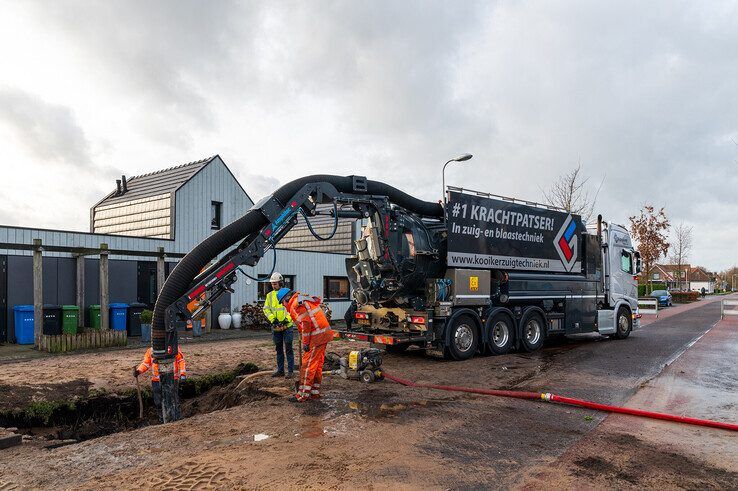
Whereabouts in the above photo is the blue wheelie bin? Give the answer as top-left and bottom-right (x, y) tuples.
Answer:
(109, 303), (129, 331)
(13, 305), (35, 344)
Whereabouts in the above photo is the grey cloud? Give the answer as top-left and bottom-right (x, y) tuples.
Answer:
(33, 1), (260, 148)
(6, 1), (738, 269)
(236, 171), (280, 203)
(0, 86), (93, 167)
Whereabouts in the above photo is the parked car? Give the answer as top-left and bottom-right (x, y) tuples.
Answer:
(650, 289), (673, 307)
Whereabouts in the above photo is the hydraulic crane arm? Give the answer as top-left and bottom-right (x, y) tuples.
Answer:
(163, 178), (378, 352)
(155, 175), (443, 360)
(151, 174), (442, 422)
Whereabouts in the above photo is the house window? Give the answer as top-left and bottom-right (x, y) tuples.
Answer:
(680, 271), (686, 278)
(323, 276), (350, 301)
(211, 201), (222, 230)
(653, 273), (660, 280)
(257, 274), (295, 301)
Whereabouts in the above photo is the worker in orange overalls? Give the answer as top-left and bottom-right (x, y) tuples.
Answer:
(277, 288), (333, 402)
(134, 347), (187, 421)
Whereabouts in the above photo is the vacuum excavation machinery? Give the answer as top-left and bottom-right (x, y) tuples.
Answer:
(152, 175), (641, 421)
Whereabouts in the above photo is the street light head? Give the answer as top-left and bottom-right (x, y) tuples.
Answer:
(452, 153), (473, 162)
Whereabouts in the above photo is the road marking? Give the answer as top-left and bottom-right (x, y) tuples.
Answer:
(661, 319), (718, 369)
(636, 317), (720, 390)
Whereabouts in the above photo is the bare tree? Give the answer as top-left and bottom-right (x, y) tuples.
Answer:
(541, 164), (604, 223)
(668, 222), (693, 290)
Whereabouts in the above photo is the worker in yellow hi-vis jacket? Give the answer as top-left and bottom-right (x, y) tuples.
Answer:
(262, 272), (295, 378)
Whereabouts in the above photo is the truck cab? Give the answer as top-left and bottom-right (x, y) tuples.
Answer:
(598, 221), (641, 335)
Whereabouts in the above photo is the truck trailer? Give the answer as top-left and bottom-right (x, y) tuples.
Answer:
(342, 187), (642, 360)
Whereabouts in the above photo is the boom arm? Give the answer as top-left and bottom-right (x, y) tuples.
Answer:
(161, 177), (406, 357)
(152, 175), (443, 422)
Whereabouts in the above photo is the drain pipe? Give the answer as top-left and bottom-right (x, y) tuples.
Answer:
(383, 373), (738, 432)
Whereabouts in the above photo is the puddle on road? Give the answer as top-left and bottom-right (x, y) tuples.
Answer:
(292, 397), (437, 439)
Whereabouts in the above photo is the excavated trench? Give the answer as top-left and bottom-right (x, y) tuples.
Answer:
(0, 363), (272, 445)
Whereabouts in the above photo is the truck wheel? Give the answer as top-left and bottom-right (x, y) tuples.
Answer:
(612, 307), (632, 339)
(521, 313), (545, 352)
(487, 313), (515, 355)
(444, 314), (479, 361)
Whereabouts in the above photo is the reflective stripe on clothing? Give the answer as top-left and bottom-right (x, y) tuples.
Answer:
(263, 290), (294, 326)
(287, 293), (333, 349)
(296, 343), (326, 402)
(137, 347), (186, 382)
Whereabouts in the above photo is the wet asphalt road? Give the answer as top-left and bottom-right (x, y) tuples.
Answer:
(374, 299), (725, 487)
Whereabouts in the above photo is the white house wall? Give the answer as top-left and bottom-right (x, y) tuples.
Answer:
(231, 248), (351, 318)
(689, 281), (714, 293)
(173, 156), (253, 253)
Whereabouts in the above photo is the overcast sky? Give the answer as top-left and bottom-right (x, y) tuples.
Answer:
(1, 1), (736, 271)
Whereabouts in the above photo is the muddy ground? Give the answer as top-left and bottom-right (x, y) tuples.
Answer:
(0, 296), (736, 489)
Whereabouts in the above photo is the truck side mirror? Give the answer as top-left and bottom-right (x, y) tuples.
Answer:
(634, 251), (642, 274)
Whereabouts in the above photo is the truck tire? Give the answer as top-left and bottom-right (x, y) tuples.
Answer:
(520, 312), (545, 352)
(444, 314), (479, 361)
(487, 312), (515, 355)
(611, 306), (632, 339)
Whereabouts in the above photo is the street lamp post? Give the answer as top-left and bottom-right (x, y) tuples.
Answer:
(442, 153), (473, 218)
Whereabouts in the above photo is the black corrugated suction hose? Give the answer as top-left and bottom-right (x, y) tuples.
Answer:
(152, 175), (443, 351)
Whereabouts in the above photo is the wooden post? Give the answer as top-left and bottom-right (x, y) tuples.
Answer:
(100, 243), (109, 330)
(76, 254), (85, 329)
(157, 247), (166, 293)
(33, 239), (43, 348)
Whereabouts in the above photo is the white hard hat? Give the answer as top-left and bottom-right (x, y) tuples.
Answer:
(270, 272), (284, 282)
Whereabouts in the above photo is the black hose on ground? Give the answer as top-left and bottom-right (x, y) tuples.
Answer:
(152, 175), (443, 353)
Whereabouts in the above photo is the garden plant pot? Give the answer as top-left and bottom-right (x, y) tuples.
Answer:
(141, 323), (151, 343)
(218, 313), (232, 330)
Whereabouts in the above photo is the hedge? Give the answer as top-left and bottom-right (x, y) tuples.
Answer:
(638, 283), (668, 297)
(671, 291), (699, 303)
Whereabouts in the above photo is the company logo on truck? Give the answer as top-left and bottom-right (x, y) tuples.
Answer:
(554, 215), (578, 272)
(446, 191), (582, 273)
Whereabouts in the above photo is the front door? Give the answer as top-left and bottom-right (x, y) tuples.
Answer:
(137, 261), (158, 309)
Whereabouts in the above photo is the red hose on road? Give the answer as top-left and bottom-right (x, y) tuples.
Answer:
(383, 373), (738, 432)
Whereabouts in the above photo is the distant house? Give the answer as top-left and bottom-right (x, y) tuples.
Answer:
(688, 266), (716, 294)
(643, 263), (716, 293)
(644, 264), (688, 290)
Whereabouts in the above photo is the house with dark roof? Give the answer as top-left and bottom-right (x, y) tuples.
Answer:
(645, 263), (716, 293)
(0, 155), (354, 343)
(688, 266), (716, 293)
(90, 155), (250, 241)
